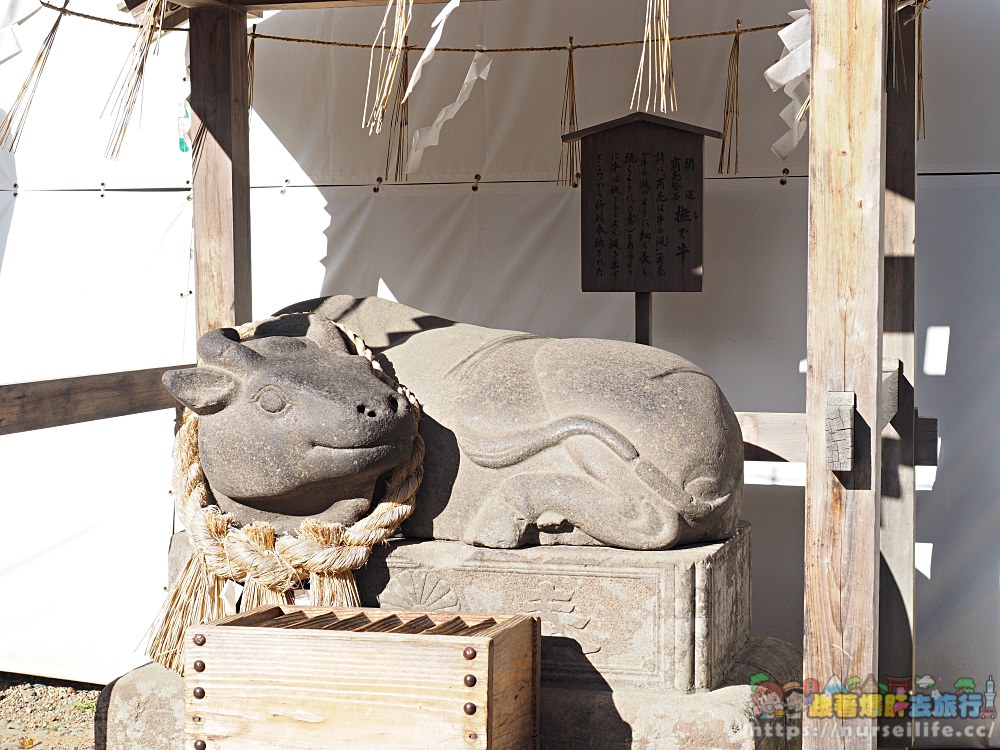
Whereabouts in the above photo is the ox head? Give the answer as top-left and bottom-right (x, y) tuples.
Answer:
(162, 314), (418, 533)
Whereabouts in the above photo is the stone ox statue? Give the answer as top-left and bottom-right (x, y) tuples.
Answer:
(162, 295), (743, 550)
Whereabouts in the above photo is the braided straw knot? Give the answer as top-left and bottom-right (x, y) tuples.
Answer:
(175, 315), (424, 597)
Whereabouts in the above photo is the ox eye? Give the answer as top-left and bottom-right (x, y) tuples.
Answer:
(254, 386), (289, 414)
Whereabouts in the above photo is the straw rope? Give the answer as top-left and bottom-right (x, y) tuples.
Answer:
(36, 3), (788, 50)
(149, 314), (424, 673)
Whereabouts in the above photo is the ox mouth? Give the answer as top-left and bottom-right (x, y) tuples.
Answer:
(308, 439), (409, 454)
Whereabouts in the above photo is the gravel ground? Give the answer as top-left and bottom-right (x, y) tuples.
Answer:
(0, 674), (102, 750)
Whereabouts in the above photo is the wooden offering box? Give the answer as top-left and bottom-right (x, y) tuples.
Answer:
(184, 605), (540, 750)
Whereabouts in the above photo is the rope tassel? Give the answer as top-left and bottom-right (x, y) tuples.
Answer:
(718, 21), (741, 174)
(558, 37), (580, 187)
(631, 0), (677, 113)
(297, 521), (363, 607)
(0, 1), (67, 152)
(147, 511), (231, 675)
(240, 522), (296, 610)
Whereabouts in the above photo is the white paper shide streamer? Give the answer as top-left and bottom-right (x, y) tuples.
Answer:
(763, 3), (810, 160)
(403, 0), (460, 102)
(406, 50), (491, 174)
(0, 0), (40, 66)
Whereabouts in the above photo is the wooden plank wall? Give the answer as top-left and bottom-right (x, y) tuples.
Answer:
(803, 1), (887, 748)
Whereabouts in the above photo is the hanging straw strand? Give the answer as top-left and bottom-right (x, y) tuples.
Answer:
(718, 21), (741, 174)
(915, 0), (927, 139)
(104, 0), (167, 159)
(385, 36), (410, 181)
(248, 24), (258, 111)
(632, 0), (677, 114)
(364, 0), (413, 134)
(0, 1), (68, 152)
(558, 37), (580, 187)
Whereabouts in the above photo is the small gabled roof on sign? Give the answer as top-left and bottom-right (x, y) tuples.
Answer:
(561, 112), (722, 143)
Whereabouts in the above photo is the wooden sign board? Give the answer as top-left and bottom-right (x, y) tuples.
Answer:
(564, 114), (720, 293)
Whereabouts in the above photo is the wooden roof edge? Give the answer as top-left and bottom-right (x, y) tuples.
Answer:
(562, 112), (722, 143)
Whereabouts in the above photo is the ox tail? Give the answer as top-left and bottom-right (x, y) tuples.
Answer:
(458, 415), (638, 468)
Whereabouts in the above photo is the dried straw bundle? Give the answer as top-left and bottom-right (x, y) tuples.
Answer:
(364, 0), (413, 134)
(384, 36), (410, 181)
(631, 0), (677, 113)
(240, 522), (295, 610)
(0, 2), (68, 152)
(557, 37), (580, 187)
(104, 0), (167, 159)
(717, 23), (741, 174)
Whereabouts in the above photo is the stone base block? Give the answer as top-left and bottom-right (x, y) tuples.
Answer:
(94, 662), (183, 750)
(356, 522), (751, 693)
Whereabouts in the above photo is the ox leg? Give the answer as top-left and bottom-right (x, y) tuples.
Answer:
(464, 468), (680, 550)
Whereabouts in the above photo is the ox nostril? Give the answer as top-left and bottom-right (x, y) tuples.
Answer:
(356, 404), (366, 414)
(367, 410), (377, 418)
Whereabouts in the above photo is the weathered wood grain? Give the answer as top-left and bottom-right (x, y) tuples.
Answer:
(825, 391), (855, 471)
(0, 365), (192, 435)
(804, 1), (887, 747)
(190, 7), (253, 335)
(185, 606), (538, 750)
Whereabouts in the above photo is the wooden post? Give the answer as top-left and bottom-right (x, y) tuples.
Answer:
(804, 1), (887, 748)
(635, 292), (651, 345)
(880, 2), (917, 739)
(189, 7), (252, 336)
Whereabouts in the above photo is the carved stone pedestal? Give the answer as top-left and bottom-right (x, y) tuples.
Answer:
(358, 522), (752, 693)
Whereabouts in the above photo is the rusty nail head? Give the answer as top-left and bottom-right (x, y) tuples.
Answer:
(463, 646), (477, 660)
(465, 731), (478, 742)
(193, 687), (206, 700)
(194, 741), (207, 750)
(464, 702), (477, 715)
(193, 660), (206, 673)
(193, 634), (206, 646)
(464, 674), (477, 687)
(191, 716), (203, 725)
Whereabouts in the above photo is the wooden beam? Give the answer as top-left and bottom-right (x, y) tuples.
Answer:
(173, 0), (497, 9)
(880, 4), (918, 739)
(190, 7), (253, 335)
(804, 1), (887, 747)
(0, 366), (193, 436)
(635, 292), (651, 345)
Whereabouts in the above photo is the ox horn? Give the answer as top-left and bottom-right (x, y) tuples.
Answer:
(197, 327), (264, 371)
(304, 315), (352, 354)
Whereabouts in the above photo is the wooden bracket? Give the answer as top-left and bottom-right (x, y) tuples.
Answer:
(880, 358), (901, 432)
(825, 391), (856, 471)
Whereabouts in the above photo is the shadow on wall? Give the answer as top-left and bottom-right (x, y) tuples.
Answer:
(911, 177), (1000, 691)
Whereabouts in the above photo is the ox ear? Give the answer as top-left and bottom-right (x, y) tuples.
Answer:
(162, 367), (238, 415)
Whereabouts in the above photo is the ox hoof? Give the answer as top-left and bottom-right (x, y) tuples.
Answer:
(464, 502), (529, 548)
